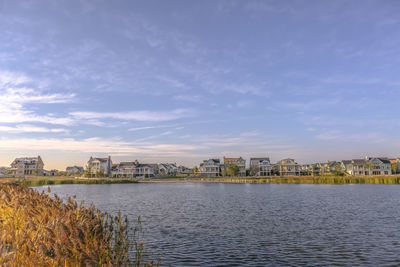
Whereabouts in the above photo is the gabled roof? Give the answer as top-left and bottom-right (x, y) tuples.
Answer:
(378, 158), (391, 164)
(342, 160), (352, 164)
(250, 157), (270, 161)
(204, 159), (220, 164)
(352, 159), (366, 165)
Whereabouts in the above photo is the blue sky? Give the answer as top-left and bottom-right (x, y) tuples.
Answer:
(1, 0), (399, 169)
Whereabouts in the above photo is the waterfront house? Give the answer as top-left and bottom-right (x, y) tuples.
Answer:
(158, 163), (178, 177)
(250, 157), (272, 176)
(177, 165), (193, 175)
(223, 157), (246, 176)
(199, 159), (221, 177)
(136, 163), (157, 178)
(43, 169), (58, 176)
(343, 157), (392, 176)
(275, 159), (300, 176)
(111, 162), (136, 178)
(342, 160), (353, 174)
(389, 158), (400, 174)
(365, 157), (392, 175)
(66, 166), (84, 175)
(300, 164), (321, 176)
(9, 156), (44, 177)
(86, 156), (112, 177)
(345, 159), (367, 176)
(0, 167), (9, 177)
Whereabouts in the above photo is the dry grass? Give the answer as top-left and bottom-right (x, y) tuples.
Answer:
(0, 183), (131, 266)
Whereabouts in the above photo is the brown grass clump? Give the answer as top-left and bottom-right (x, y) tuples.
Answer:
(0, 183), (130, 266)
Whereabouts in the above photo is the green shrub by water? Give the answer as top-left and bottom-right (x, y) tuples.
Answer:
(15, 177), (139, 187)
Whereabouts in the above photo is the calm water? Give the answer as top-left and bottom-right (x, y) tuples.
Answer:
(40, 183), (400, 266)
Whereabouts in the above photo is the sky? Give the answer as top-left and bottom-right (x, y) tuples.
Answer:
(1, 0), (400, 169)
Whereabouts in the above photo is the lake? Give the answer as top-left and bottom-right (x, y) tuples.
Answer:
(40, 183), (400, 266)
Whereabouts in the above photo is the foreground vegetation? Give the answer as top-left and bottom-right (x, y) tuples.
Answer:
(147, 175), (400, 185)
(0, 176), (138, 186)
(0, 183), (156, 266)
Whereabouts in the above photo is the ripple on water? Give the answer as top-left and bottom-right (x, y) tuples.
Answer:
(44, 183), (400, 266)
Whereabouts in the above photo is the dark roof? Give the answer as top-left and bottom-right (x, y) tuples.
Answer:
(95, 157), (109, 162)
(378, 158), (391, 164)
(352, 159), (366, 165)
(250, 157), (270, 161)
(342, 160), (352, 164)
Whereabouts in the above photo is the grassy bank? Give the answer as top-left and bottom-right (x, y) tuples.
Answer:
(146, 175), (400, 185)
(0, 183), (131, 266)
(0, 176), (138, 186)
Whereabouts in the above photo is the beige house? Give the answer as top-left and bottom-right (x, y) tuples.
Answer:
(275, 158), (300, 176)
(389, 158), (400, 174)
(9, 156), (44, 177)
(223, 157), (246, 176)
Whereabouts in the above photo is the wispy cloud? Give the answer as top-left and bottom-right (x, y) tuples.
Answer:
(0, 71), (76, 125)
(70, 109), (194, 122)
(0, 136), (203, 156)
(0, 124), (68, 134)
(316, 131), (386, 143)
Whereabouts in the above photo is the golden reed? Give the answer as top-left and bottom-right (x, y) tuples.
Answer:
(0, 183), (131, 266)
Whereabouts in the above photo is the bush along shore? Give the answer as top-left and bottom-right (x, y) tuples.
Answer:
(0, 177), (139, 187)
(0, 183), (155, 266)
(146, 175), (400, 185)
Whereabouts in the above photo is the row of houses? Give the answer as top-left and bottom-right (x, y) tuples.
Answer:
(198, 157), (400, 177)
(4, 156), (58, 177)
(2, 155), (400, 178)
(199, 157), (297, 177)
(85, 156), (192, 178)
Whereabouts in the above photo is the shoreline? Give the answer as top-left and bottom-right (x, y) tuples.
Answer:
(1, 175), (400, 185)
(140, 175), (400, 185)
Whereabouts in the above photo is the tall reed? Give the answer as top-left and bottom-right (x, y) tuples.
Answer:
(0, 183), (150, 266)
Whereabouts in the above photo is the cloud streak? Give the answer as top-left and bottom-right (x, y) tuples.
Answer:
(70, 109), (194, 122)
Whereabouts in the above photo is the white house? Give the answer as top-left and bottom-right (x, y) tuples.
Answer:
(86, 156), (112, 177)
(250, 157), (272, 176)
(66, 166), (84, 175)
(199, 159), (221, 177)
(112, 162), (137, 178)
(158, 163), (178, 176)
(135, 164), (157, 178)
(343, 157), (392, 176)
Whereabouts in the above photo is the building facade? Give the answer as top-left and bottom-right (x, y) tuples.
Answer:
(250, 157), (272, 176)
(275, 158), (300, 176)
(223, 157), (246, 176)
(66, 166), (84, 175)
(343, 157), (392, 176)
(9, 156), (44, 177)
(199, 159), (221, 177)
(111, 162), (137, 178)
(86, 156), (112, 177)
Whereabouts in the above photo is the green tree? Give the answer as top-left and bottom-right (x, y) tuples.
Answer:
(84, 166), (92, 178)
(226, 164), (239, 177)
(96, 168), (105, 178)
(193, 166), (199, 174)
(392, 163), (398, 174)
(332, 163), (344, 176)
